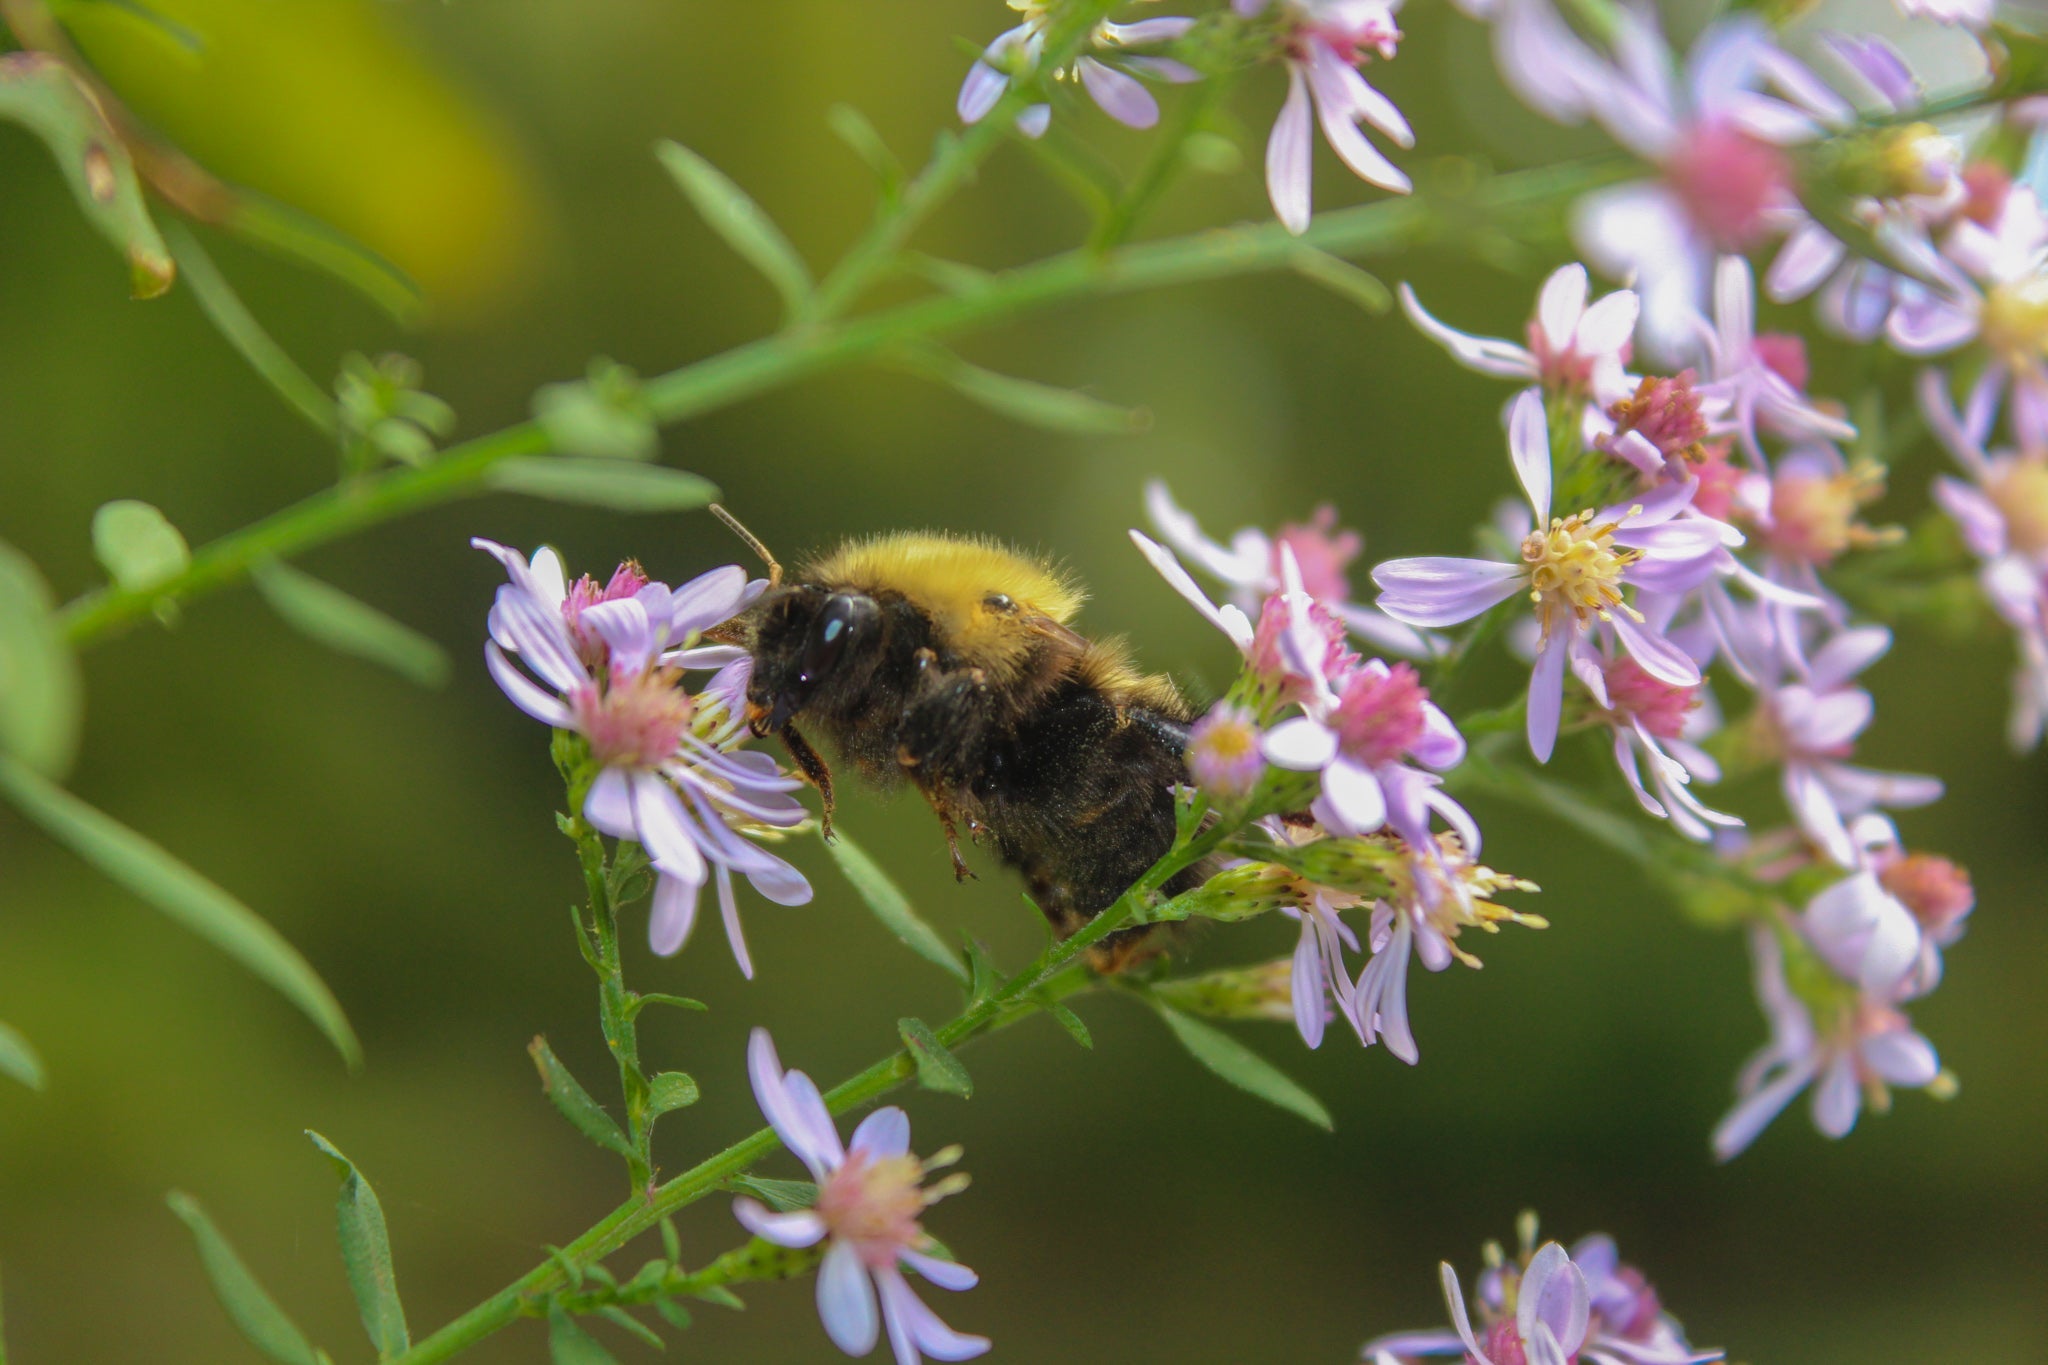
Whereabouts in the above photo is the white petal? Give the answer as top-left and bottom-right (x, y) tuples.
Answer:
(1263, 716), (1340, 770)
(1129, 531), (1255, 650)
(1538, 264), (1589, 352)
(1396, 283), (1539, 380)
(1508, 387), (1553, 524)
(1266, 64), (1315, 234)
(483, 642), (572, 726)
(732, 1198), (826, 1248)
(648, 870), (702, 956)
(1321, 756), (1388, 833)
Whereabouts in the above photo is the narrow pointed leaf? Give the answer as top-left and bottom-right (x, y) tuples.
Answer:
(484, 458), (717, 513)
(823, 829), (968, 983)
(0, 756), (361, 1067)
(0, 52), (173, 296)
(727, 1175), (818, 1213)
(962, 938), (1000, 1004)
(529, 1036), (633, 1158)
(164, 222), (338, 435)
(1043, 1000), (1092, 1049)
(91, 500), (190, 593)
(624, 993), (706, 1020)
(826, 103), (902, 199)
(598, 1306), (665, 1350)
(0, 539), (81, 778)
(647, 1071), (699, 1117)
(898, 1017), (972, 1098)
(548, 1307), (622, 1365)
(1152, 1002), (1332, 1130)
(655, 140), (812, 316)
(217, 188), (422, 323)
(252, 561), (449, 688)
(896, 344), (1146, 435)
(1288, 246), (1392, 313)
(0, 1022), (45, 1091)
(166, 1191), (323, 1365)
(305, 1132), (409, 1358)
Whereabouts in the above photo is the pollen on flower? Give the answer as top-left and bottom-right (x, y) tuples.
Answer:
(1878, 852), (1974, 933)
(1603, 657), (1700, 739)
(1664, 121), (1793, 251)
(1520, 510), (1643, 636)
(1988, 455), (2048, 557)
(1601, 372), (1709, 467)
(1383, 832), (1542, 967)
(568, 667), (693, 770)
(1331, 662), (1430, 765)
(816, 1150), (933, 1267)
(1251, 593), (1356, 699)
(1758, 461), (1898, 565)
(1979, 276), (2048, 368)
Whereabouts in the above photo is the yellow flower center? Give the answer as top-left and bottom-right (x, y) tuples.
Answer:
(1520, 510), (1641, 637)
(1980, 276), (2048, 367)
(1761, 462), (1897, 566)
(1990, 456), (2048, 558)
(1876, 123), (1957, 199)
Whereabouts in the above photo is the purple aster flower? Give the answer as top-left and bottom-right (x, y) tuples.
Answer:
(1711, 925), (1945, 1160)
(1399, 263), (1640, 411)
(1888, 183), (2048, 450)
(1366, 1229), (1723, 1365)
(1692, 256), (1858, 466)
(1728, 442), (1894, 616)
(1285, 889), (1367, 1049)
(1800, 814), (1929, 998)
(1570, 14), (1851, 361)
(958, 4), (1198, 139)
(1588, 645), (1741, 841)
(1185, 701), (1268, 799)
(735, 1030), (986, 1365)
(1439, 0), (1611, 125)
(1372, 389), (1712, 762)
(1240, 0), (1415, 232)
(476, 539), (812, 973)
(1145, 481), (1437, 657)
(1920, 367), (2048, 747)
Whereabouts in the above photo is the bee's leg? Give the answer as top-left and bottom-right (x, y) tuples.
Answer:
(778, 722), (835, 839)
(930, 798), (977, 883)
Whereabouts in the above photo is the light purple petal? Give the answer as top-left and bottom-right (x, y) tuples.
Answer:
(850, 1106), (912, 1159)
(483, 641), (573, 726)
(1305, 50), (1411, 192)
(1527, 630), (1569, 763)
(1862, 1028), (1938, 1085)
(582, 766), (636, 840)
(1373, 557), (1526, 627)
(1537, 265), (1589, 352)
(649, 870), (702, 956)
(1767, 222), (1844, 303)
(716, 866), (754, 980)
(630, 772), (708, 884)
(1129, 531), (1255, 649)
(958, 26), (1026, 123)
(1321, 755), (1388, 833)
(1811, 1049), (1861, 1138)
(748, 1029), (844, 1180)
(1262, 716), (1340, 770)
(580, 598), (657, 672)
(1396, 284), (1539, 380)
(1575, 289), (1640, 355)
(1293, 915), (1327, 1049)
(733, 1198), (826, 1248)
(875, 1266), (990, 1363)
(818, 1240), (880, 1356)
(1886, 295), (1979, 354)
(1015, 104), (1051, 139)
(1508, 387), (1553, 523)
(1441, 1263), (1489, 1361)
(1711, 1052), (1816, 1160)
(669, 564), (751, 638)
(901, 1248), (979, 1293)
(1078, 57), (1160, 128)
(1109, 16), (1196, 44)
(1267, 64), (1315, 234)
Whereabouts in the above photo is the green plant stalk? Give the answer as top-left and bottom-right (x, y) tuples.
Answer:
(383, 808), (1234, 1365)
(1089, 67), (1237, 253)
(58, 156), (1626, 648)
(572, 822), (655, 1190)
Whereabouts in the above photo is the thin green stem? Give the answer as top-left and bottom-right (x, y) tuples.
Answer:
(58, 156), (1627, 648)
(1089, 70), (1234, 253)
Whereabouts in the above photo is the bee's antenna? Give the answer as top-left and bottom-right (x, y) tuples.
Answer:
(709, 504), (782, 587)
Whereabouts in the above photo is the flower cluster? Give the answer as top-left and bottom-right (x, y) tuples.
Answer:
(1365, 1217), (1723, 1365)
(476, 539), (813, 974)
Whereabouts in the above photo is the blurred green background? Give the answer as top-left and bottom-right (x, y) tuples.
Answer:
(2, 2), (2043, 1361)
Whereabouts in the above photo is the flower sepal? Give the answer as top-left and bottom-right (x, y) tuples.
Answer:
(1149, 959), (1297, 1021)
(1225, 829), (1403, 899)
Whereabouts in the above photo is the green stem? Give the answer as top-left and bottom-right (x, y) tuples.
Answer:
(1088, 71), (1234, 253)
(58, 156), (1625, 648)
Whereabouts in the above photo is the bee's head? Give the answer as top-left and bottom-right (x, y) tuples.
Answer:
(744, 583), (881, 732)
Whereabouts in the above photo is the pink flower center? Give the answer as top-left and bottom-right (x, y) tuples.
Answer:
(1605, 372), (1709, 466)
(569, 667), (693, 769)
(1990, 456), (2048, 558)
(563, 562), (652, 666)
(1525, 321), (1600, 395)
(1480, 1320), (1532, 1365)
(1603, 657), (1698, 740)
(1331, 663), (1428, 766)
(817, 1150), (928, 1268)
(1251, 595), (1357, 700)
(1295, 4), (1400, 64)
(1665, 122), (1792, 252)
(1188, 704), (1267, 799)
(1272, 507), (1363, 603)
(1877, 852), (1974, 933)
(1962, 160), (2011, 226)
(1687, 439), (1741, 521)
(1753, 332), (1809, 391)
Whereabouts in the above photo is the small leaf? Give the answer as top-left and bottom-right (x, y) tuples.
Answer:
(1288, 246), (1392, 314)
(0, 756), (361, 1067)
(826, 103), (902, 199)
(897, 1018), (972, 1098)
(1152, 1003), (1332, 1130)
(533, 359), (659, 462)
(252, 561), (449, 688)
(167, 1191), (323, 1365)
(962, 938), (1000, 1004)
(653, 1300), (692, 1330)
(896, 344), (1147, 436)
(218, 187), (423, 324)
(0, 1021), (46, 1091)
(823, 829), (968, 983)
(305, 1132), (409, 1358)
(647, 1071), (699, 1117)
(91, 499), (190, 593)
(548, 1306), (622, 1365)
(1043, 1000), (1092, 1049)
(655, 140), (812, 317)
(529, 1036), (633, 1158)
(660, 1217), (682, 1264)
(0, 52), (173, 296)
(625, 993), (706, 1020)
(727, 1175), (819, 1213)
(597, 1306), (664, 1351)
(0, 538), (81, 778)
(692, 1285), (745, 1311)
(164, 222), (337, 435)
(485, 458), (718, 513)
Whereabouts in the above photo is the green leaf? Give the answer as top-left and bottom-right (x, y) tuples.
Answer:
(533, 359), (659, 462)
(485, 458), (718, 513)
(1043, 1000), (1092, 1049)
(91, 499), (190, 594)
(897, 1017), (972, 1098)
(655, 140), (812, 317)
(164, 222), (337, 435)
(646, 1071), (699, 1117)
(528, 1036), (633, 1158)
(826, 103), (902, 199)
(962, 938), (1000, 1004)
(598, 1306), (665, 1351)
(727, 1175), (818, 1213)
(0, 755), (361, 1068)
(548, 1306), (621, 1365)
(823, 829), (968, 983)
(305, 1132), (409, 1358)
(0, 1021), (46, 1091)
(251, 561), (449, 688)
(0, 538), (81, 778)
(218, 187), (423, 324)
(692, 1285), (745, 1311)
(653, 1300), (692, 1330)
(1288, 246), (1391, 314)
(166, 1191), (323, 1365)
(896, 344), (1147, 436)
(0, 52), (173, 296)
(624, 992), (706, 1020)
(1151, 1003), (1331, 1131)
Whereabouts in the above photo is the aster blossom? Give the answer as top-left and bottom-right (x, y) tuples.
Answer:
(475, 539), (812, 972)
(1397, 263), (1640, 413)
(735, 1030), (987, 1365)
(1585, 640), (1741, 841)
(1372, 389), (1716, 762)
(1239, 0), (1415, 233)
(958, 2), (1199, 139)
(1690, 256), (1859, 468)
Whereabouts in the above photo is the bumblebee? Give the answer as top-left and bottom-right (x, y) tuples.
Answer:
(710, 508), (1200, 964)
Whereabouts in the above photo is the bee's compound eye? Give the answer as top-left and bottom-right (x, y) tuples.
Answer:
(982, 592), (1015, 613)
(799, 593), (864, 684)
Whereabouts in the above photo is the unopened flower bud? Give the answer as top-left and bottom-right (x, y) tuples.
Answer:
(1878, 852), (1974, 936)
(1150, 959), (1297, 1021)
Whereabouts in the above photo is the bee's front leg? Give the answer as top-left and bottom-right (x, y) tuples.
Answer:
(897, 649), (994, 881)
